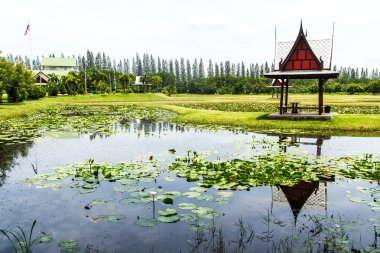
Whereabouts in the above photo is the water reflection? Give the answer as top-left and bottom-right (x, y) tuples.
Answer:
(276, 135), (330, 156)
(272, 181), (328, 224)
(0, 141), (34, 187)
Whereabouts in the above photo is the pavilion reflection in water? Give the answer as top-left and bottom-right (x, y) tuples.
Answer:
(272, 181), (327, 223)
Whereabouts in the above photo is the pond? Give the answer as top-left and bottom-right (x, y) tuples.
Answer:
(0, 107), (379, 253)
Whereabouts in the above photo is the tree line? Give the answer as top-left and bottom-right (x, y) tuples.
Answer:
(1, 51), (380, 103)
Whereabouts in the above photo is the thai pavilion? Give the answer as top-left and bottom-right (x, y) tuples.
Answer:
(264, 22), (339, 119)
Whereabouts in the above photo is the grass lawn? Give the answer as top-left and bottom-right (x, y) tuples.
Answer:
(1, 93), (379, 136)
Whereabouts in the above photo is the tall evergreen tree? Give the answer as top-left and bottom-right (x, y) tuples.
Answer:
(162, 59), (168, 73)
(198, 59), (205, 78)
(225, 61), (231, 77)
(102, 53), (107, 70)
(169, 59), (174, 75)
(241, 62), (245, 77)
(220, 62), (224, 77)
(180, 58), (186, 82)
(86, 50), (94, 69)
(95, 52), (102, 69)
(157, 57), (162, 73)
(132, 57), (137, 75)
(236, 63), (241, 77)
(192, 59), (199, 80)
(207, 59), (214, 77)
(186, 59), (192, 81)
(174, 59), (180, 80)
(214, 62), (219, 77)
(150, 54), (156, 74)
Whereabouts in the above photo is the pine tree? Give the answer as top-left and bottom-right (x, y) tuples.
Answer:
(102, 53), (107, 70)
(117, 60), (123, 73)
(180, 58), (186, 82)
(132, 57), (137, 75)
(192, 59), (198, 79)
(220, 62), (224, 77)
(214, 62), (219, 77)
(254, 63), (260, 78)
(150, 54), (156, 74)
(86, 50), (94, 68)
(207, 59), (214, 77)
(260, 64), (264, 77)
(175, 59), (180, 80)
(162, 59), (168, 73)
(236, 63), (241, 77)
(241, 62), (245, 77)
(157, 57), (162, 73)
(95, 52), (101, 69)
(137, 57), (143, 76)
(264, 62), (270, 73)
(186, 59), (192, 81)
(143, 53), (150, 74)
(198, 59), (205, 78)
(107, 56), (112, 69)
(225, 61), (231, 77)
(169, 59), (174, 75)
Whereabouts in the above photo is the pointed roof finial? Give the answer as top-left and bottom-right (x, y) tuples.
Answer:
(299, 19), (305, 36)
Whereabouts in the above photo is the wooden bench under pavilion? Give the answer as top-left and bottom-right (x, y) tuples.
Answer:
(264, 22), (339, 119)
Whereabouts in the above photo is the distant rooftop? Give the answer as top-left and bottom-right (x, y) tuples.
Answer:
(41, 57), (77, 67)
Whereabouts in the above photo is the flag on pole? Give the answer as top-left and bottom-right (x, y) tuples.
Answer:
(24, 24), (30, 36)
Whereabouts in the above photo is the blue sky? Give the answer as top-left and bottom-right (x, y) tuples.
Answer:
(1, 0), (379, 69)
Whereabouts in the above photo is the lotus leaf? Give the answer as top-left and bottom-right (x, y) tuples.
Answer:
(90, 214), (126, 223)
(157, 215), (180, 223)
(158, 208), (177, 216)
(58, 239), (80, 253)
(178, 203), (197, 210)
(135, 218), (159, 227)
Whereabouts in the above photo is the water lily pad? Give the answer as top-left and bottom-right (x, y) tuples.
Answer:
(157, 191), (182, 200)
(90, 214), (126, 223)
(157, 215), (180, 223)
(58, 239), (80, 253)
(189, 186), (208, 192)
(216, 191), (234, 198)
(348, 196), (368, 204)
(91, 198), (114, 205)
(33, 234), (53, 244)
(183, 192), (202, 198)
(192, 207), (219, 219)
(120, 198), (140, 205)
(179, 213), (198, 223)
(158, 208), (177, 216)
(75, 188), (96, 194)
(178, 203), (197, 210)
(135, 218), (159, 227)
(162, 198), (174, 205)
(215, 198), (231, 205)
(163, 177), (175, 182)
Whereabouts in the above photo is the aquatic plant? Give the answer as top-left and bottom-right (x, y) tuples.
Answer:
(0, 220), (52, 253)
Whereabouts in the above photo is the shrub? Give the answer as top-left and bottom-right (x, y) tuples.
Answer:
(367, 80), (380, 93)
(28, 85), (46, 100)
(346, 83), (364, 94)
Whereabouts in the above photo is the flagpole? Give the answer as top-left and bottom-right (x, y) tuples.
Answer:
(29, 21), (32, 64)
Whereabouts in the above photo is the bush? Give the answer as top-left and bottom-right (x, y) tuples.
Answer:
(308, 83), (319, 93)
(346, 83), (364, 94)
(28, 85), (46, 100)
(367, 80), (380, 93)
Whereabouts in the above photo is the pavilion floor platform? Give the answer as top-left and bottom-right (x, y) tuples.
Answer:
(268, 112), (334, 120)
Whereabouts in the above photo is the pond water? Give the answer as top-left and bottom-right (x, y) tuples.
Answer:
(0, 117), (380, 253)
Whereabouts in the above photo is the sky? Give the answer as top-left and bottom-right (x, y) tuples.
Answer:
(1, 0), (379, 69)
